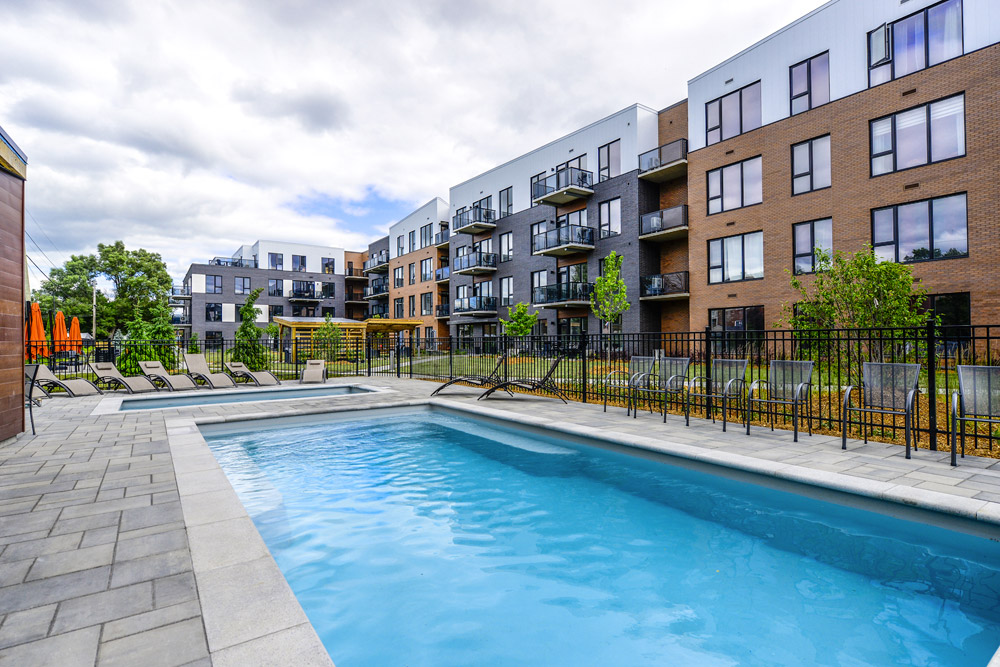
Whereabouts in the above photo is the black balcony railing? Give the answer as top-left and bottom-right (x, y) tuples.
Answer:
(344, 268), (366, 277)
(640, 271), (690, 298)
(370, 304), (389, 318)
(435, 266), (450, 281)
(289, 287), (317, 299)
(436, 304), (450, 317)
(364, 281), (389, 298)
(531, 167), (594, 201)
(454, 252), (498, 272)
(210, 257), (257, 268)
(532, 282), (594, 305)
(452, 208), (497, 232)
(638, 139), (688, 173)
(640, 205), (689, 236)
(434, 230), (450, 245)
(364, 251), (390, 271)
(171, 285), (190, 297)
(453, 296), (497, 313)
(532, 225), (595, 253)
(170, 314), (191, 325)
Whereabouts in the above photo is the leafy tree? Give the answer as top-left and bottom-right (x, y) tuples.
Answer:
(230, 288), (268, 370)
(117, 299), (177, 376)
(187, 332), (201, 354)
(499, 303), (538, 336)
(591, 251), (630, 332)
(32, 253), (113, 337)
(313, 315), (344, 361)
(97, 241), (172, 332)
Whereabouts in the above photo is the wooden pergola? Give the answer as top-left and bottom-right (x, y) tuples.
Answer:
(272, 317), (422, 361)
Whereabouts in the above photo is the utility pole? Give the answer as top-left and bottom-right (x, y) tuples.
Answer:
(92, 284), (96, 339)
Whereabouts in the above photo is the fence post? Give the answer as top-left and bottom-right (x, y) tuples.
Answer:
(409, 332), (413, 379)
(367, 336), (372, 377)
(449, 337), (454, 381)
(503, 335), (509, 384)
(926, 320), (938, 451)
(704, 326), (713, 418)
(582, 334), (588, 403)
(396, 334), (401, 378)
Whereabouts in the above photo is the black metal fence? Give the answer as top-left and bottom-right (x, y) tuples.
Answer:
(25, 323), (1000, 454)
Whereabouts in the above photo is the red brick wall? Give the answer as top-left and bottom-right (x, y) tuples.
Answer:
(0, 169), (24, 440)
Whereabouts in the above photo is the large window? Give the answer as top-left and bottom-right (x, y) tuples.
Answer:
(869, 0), (963, 86)
(529, 173), (545, 205)
(396, 235), (404, 257)
(473, 195), (492, 214)
(408, 295), (416, 317)
(291, 255), (306, 272)
(408, 262), (416, 285)
(792, 135), (831, 195)
(499, 187), (513, 218)
(707, 156), (762, 214)
(420, 292), (433, 316)
(322, 257), (336, 274)
(321, 282), (335, 298)
(793, 218), (833, 274)
(408, 230), (416, 253)
(205, 303), (222, 322)
(267, 279), (282, 297)
(531, 270), (547, 290)
(790, 52), (829, 115)
(926, 292), (971, 327)
(870, 94), (964, 176)
(556, 210), (586, 228)
(872, 193), (967, 263)
(205, 331), (223, 349)
(556, 156), (586, 172)
(709, 306), (764, 332)
(598, 198), (621, 239)
(558, 262), (587, 284)
(420, 258), (433, 282)
(268, 253), (283, 271)
(206, 275), (223, 294)
(705, 81), (761, 145)
(499, 232), (513, 262)
(394, 298), (404, 319)
(500, 277), (513, 307)
(420, 224), (433, 248)
(393, 266), (404, 288)
(231, 277), (248, 295)
(708, 231), (764, 284)
(268, 305), (283, 319)
(598, 139), (621, 181)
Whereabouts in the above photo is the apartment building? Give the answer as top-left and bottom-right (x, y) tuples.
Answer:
(686, 0), (1000, 333)
(179, 240), (366, 343)
(1, 123), (26, 440)
(362, 235), (390, 318)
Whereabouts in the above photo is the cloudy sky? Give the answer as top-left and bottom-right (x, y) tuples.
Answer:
(2, 0), (826, 285)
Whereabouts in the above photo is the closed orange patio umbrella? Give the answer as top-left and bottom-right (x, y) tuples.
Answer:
(27, 302), (49, 360)
(69, 317), (82, 353)
(23, 319), (29, 361)
(53, 311), (69, 353)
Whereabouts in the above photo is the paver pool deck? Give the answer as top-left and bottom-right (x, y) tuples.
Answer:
(3, 377), (1000, 665)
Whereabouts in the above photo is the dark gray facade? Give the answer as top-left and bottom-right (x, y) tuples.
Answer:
(364, 236), (390, 318)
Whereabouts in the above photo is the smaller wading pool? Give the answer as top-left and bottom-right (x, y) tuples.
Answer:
(118, 384), (373, 411)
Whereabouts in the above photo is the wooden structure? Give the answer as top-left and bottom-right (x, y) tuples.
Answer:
(273, 317), (422, 361)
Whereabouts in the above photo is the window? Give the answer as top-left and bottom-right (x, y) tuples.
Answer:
(322, 307), (335, 318)
(870, 94), (964, 176)
(708, 231), (764, 283)
(926, 292), (971, 327)
(598, 140), (621, 181)
(499, 187), (513, 218)
(868, 0), (963, 86)
(558, 317), (588, 337)
(558, 262), (587, 284)
(393, 266), (404, 288)
(473, 238), (492, 254)
(394, 298), (404, 319)
(709, 306), (764, 332)
(420, 258), (433, 282)
(531, 320), (548, 336)
(291, 304), (316, 317)
(268, 305), (283, 319)
(408, 230), (416, 253)
(872, 193), (967, 263)
(205, 331), (223, 349)
(707, 156), (762, 214)
(530, 173), (545, 205)
(455, 244), (468, 257)
(793, 218), (833, 274)
(322, 257), (335, 274)
(530, 222), (546, 242)
(420, 292), (433, 316)
(408, 295), (416, 317)
(556, 209), (586, 228)
(268, 253), (283, 271)
(500, 277), (513, 307)
(556, 155), (586, 172)
(531, 270), (547, 290)
(456, 284), (469, 300)
(705, 81), (761, 145)
(290, 255), (305, 272)
(205, 275), (222, 294)
(396, 236), (404, 257)
(499, 232), (513, 262)
(420, 224), (433, 248)
(205, 303), (222, 322)
(473, 280), (493, 298)
(234, 277), (250, 295)
(792, 135), (831, 195)
(321, 282), (335, 298)
(408, 262), (416, 285)
(267, 279), (282, 297)
(599, 198), (621, 238)
(790, 52), (829, 115)
(291, 280), (313, 297)
(473, 195), (493, 214)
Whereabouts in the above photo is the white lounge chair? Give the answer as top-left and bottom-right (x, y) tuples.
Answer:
(138, 360), (200, 392)
(183, 353), (237, 389)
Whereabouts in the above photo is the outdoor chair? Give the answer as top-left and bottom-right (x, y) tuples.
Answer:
(950, 365), (1000, 467)
(90, 362), (158, 394)
(602, 355), (655, 415)
(138, 360), (200, 392)
(225, 361), (280, 386)
(183, 353), (236, 389)
(431, 353), (508, 396)
(686, 359), (748, 432)
(478, 354), (569, 403)
(747, 360), (815, 442)
(24, 365), (41, 435)
(300, 359), (327, 384)
(632, 357), (692, 422)
(842, 361), (921, 458)
(32, 364), (103, 397)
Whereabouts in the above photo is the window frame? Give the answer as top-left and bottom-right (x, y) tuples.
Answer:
(708, 305), (765, 333)
(705, 81), (762, 146)
(598, 139), (621, 182)
(322, 257), (336, 274)
(868, 93), (966, 177)
(499, 232), (513, 262)
(500, 276), (514, 307)
(420, 258), (433, 282)
(420, 292), (433, 316)
(870, 192), (969, 264)
(205, 303), (222, 322)
(234, 277), (251, 295)
(791, 135), (832, 196)
(393, 297), (404, 319)
(792, 218), (833, 275)
(867, 0), (964, 87)
(707, 230), (765, 284)
(206, 275), (223, 294)
(707, 156), (763, 215)
(789, 51), (830, 116)
(393, 266), (404, 288)
(598, 198), (621, 239)
(408, 262), (416, 285)
(268, 253), (283, 271)
(291, 255), (306, 272)
(499, 187), (513, 218)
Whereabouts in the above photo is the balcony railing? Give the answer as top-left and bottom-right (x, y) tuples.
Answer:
(289, 287), (318, 300)
(453, 252), (498, 275)
(344, 268), (366, 278)
(453, 296), (497, 314)
(639, 205), (688, 239)
(344, 290), (365, 302)
(638, 139), (688, 182)
(532, 282), (594, 307)
(434, 230), (450, 246)
(435, 304), (450, 318)
(364, 251), (390, 272)
(435, 266), (450, 281)
(640, 271), (690, 299)
(531, 225), (595, 256)
(170, 285), (191, 297)
(369, 305), (389, 318)
(531, 167), (594, 205)
(364, 281), (389, 298)
(170, 314), (191, 325)
(452, 208), (497, 234)
(210, 257), (257, 268)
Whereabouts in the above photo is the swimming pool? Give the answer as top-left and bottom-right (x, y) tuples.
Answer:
(118, 384), (372, 410)
(204, 407), (1000, 666)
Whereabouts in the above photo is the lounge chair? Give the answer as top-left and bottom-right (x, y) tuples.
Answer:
(183, 353), (236, 389)
(842, 361), (921, 458)
(431, 353), (508, 396)
(478, 354), (569, 403)
(633, 357), (692, 422)
(686, 358), (748, 432)
(951, 365), (1000, 466)
(747, 360), (814, 442)
(226, 361), (280, 386)
(138, 360), (200, 392)
(602, 355), (655, 415)
(24, 365), (41, 434)
(300, 360), (327, 384)
(90, 362), (158, 394)
(32, 363), (103, 397)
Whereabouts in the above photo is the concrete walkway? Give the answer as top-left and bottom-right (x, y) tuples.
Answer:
(3, 377), (1000, 665)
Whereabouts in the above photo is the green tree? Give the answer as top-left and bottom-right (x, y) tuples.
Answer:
(230, 288), (268, 370)
(116, 299), (177, 376)
(591, 251), (630, 332)
(187, 332), (201, 354)
(97, 241), (172, 332)
(499, 302), (538, 336)
(31, 253), (114, 337)
(313, 315), (344, 361)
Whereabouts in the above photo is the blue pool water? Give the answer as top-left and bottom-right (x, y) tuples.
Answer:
(118, 384), (368, 410)
(204, 409), (1000, 666)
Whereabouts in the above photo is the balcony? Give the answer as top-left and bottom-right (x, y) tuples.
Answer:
(435, 266), (450, 283)
(288, 287), (320, 302)
(369, 304), (389, 318)
(453, 296), (497, 316)
(532, 225), (595, 256)
(531, 167), (594, 206)
(344, 289), (366, 303)
(452, 208), (497, 235)
(639, 205), (688, 241)
(532, 282), (594, 308)
(434, 229), (450, 247)
(453, 251), (498, 276)
(363, 251), (390, 274)
(170, 285), (191, 298)
(364, 281), (389, 299)
(344, 268), (367, 280)
(637, 139), (688, 183)
(435, 304), (450, 319)
(640, 271), (690, 301)
(170, 314), (191, 325)
(210, 257), (257, 269)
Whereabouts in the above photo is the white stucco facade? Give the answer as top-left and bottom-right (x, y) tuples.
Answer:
(388, 198), (450, 259)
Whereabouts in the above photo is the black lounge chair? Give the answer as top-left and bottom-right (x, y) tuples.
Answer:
(747, 360), (814, 442)
(24, 365), (41, 435)
(431, 353), (508, 396)
(686, 359), (748, 432)
(478, 354), (569, 403)
(602, 355), (655, 415)
(183, 353), (237, 389)
(950, 365), (1000, 466)
(32, 364), (103, 397)
(90, 362), (158, 394)
(138, 360), (200, 392)
(225, 361), (280, 386)
(842, 361), (920, 458)
(632, 356), (692, 421)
